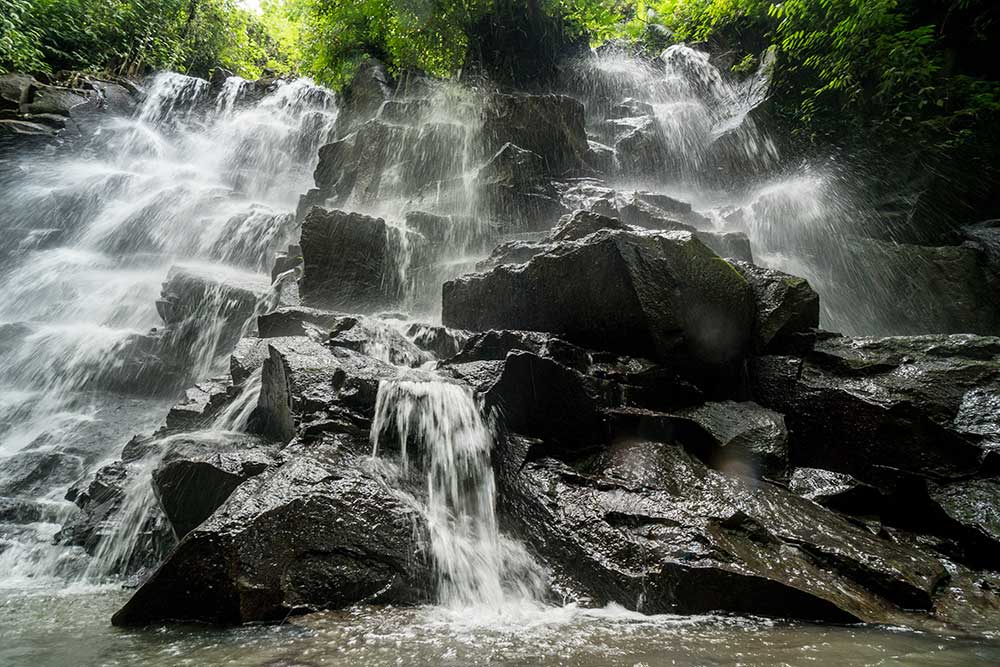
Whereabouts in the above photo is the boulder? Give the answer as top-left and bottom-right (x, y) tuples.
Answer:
(298, 208), (410, 311)
(230, 337), (270, 385)
(443, 230), (754, 382)
(693, 231), (753, 262)
(20, 82), (91, 116)
(57, 459), (174, 575)
(927, 478), (1000, 566)
(163, 378), (232, 431)
(789, 468), (886, 515)
(156, 265), (268, 328)
(500, 440), (948, 623)
(586, 140), (616, 173)
(0, 451), (84, 498)
(476, 142), (546, 188)
(732, 260), (820, 352)
(152, 434), (279, 538)
(549, 209), (628, 242)
(842, 238), (1000, 335)
(665, 400), (788, 479)
(482, 94), (589, 174)
(251, 336), (398, 443)
(609, 98), (654, 119)
(328, 316), (430, 367)
(476, 182), (570, 233)
(257, 306), (344, 339)
(750, 334), (1000, 482)
(112, 442), (430, 626)
(610, 116), (670, 176)
(405, 323), (469, 359)
(336, 59), (394, 137)
(481, 351), (609, 458)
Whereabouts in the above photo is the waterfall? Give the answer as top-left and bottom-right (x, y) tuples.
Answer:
(370, 378), (545, 613)
(0, 72), (336, 585)
(80, 370), (264, 582)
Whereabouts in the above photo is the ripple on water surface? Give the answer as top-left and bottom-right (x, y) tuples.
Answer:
(2, 589), (1000, 667)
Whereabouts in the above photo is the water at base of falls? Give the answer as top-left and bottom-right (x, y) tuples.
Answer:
(370, 378), (547, 616)
(3, 589), (999, 667)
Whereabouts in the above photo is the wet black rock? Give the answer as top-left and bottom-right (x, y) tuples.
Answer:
(549, 209), (628, 242)
(500, 440), (949, 624)
(693, 231), (753, 262)
(476, 142), (546, 188)
(585, 140), (616, 173)
(750, 334), (1000, 482)
(482, 351), (609, 458)
(443, 230), (753, 381)
(163, 378), (232, 431)
(666, 400), (788, 479)
(57, 459), (174, 575)
(405, 323), (470, 359)
(732, 260), (820, 352)
(112, 442), (430, 626)
(608, 115), (669, 177)
(152, 434), (279, 538)
(476, 182), (570, 233)
(156, 265), (268, 330)
(257, 306), (344, 339)
(298, 208), (411, 311)
(230, 337), (270, 385)
(609, 98), (654, 119)
(845, 238), (1000, 335)
(789, 468), (886, 515)
(251, 336), (398, 443)
(336, 59), (394, 137)
(482, 94), (589, 174)
(0, 451), (84, 498)
(328, 316), (430, 367)
(927, 478), (1000, 565)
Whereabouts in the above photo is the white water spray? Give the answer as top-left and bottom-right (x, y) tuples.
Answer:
(370, 378), (545, 613)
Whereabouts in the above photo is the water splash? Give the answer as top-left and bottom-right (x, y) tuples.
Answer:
(371, 378), (546, 613)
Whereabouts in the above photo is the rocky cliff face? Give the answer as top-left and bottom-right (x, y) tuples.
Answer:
(20, 53), (998, 636)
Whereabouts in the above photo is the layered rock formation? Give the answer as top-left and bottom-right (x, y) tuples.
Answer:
(33, 55), (998, 639)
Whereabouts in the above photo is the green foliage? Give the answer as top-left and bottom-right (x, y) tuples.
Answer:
(0, 0), (46, 71)
(0, 0), (291, 78)
(279, 0), (639, 88)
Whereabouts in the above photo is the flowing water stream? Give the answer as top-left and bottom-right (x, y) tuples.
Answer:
(1, 52), (998, 665)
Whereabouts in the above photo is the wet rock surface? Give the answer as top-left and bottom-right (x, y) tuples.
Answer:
(19, 58), (995, 641)
(443, 229), (754, 381)
(112, 441), (430, 626)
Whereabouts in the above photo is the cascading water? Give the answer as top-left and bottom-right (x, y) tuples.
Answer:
(370, 378), (545, 614)
(562, 44), (939, 335)
(0, 72), (336, 585)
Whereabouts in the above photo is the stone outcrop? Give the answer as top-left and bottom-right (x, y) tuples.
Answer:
(443, 229), (754, 384)
(298, 208), (410, 311)
(112, 442), (430, 626)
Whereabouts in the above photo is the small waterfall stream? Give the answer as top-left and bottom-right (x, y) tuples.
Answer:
(371, 378), (545, 614)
